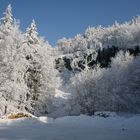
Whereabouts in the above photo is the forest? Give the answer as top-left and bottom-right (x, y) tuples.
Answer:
(0, 4), (140, 117)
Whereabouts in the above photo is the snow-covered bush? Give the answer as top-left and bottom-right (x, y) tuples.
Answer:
(69, 51), (140, 115)
(7, 112), (32, 119)
(69, 66), (103, 115)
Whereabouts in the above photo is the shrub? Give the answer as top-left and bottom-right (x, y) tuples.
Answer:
(7, 112), (32, 119)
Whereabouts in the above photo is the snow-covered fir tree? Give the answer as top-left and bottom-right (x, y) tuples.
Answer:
(0, 4), (27, 115)
(0, 4), (13, 31)
(22, 19), (59, 115)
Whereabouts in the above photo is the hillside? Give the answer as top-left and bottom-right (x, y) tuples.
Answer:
(54, 16), (140, 116)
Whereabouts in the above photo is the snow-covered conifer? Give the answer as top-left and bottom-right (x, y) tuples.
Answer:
(25, 19), (40, 46)
(0, 5), (26, 115)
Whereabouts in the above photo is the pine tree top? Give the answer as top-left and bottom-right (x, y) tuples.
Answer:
(1, 4), (13, 27)
(25, 19), (39, 46)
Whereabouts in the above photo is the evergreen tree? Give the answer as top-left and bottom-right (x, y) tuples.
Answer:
(23, 20), (59, 115)
(21, 19), (42, 115)
(0, 5), (26, 115)
(0, 4), (13, 31)
(25, 19), (40, 46)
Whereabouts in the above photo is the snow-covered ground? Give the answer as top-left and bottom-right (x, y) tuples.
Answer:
(0, 113), (140, 140)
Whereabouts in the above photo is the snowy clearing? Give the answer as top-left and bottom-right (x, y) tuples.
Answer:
(0, 114), (140, 140)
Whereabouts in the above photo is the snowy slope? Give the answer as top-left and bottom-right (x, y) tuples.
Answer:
(0, 114), (140, 140)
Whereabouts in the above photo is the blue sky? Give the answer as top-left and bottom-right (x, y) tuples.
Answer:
(0, 0), (140, 46)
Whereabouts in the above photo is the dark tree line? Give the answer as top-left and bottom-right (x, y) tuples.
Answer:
(55, 45), (140, 72)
